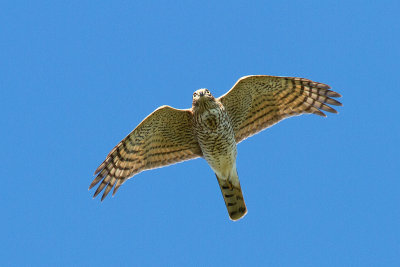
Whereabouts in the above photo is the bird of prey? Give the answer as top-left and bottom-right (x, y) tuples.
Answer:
(90, 75), (342, 221)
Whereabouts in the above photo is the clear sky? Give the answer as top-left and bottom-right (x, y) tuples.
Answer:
(1, 0), (399, 266)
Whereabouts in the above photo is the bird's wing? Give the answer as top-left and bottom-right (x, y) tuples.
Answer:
(90, 105), (202, 200)
(219, 75), (342, 143)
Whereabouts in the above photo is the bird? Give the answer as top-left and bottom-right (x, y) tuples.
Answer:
(89, 75), (342, 221)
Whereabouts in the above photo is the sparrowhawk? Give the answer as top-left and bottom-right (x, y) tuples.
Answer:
(90, 75), (342, 221)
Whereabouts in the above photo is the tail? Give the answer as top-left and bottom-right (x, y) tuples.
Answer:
(215, 173), (247, 221)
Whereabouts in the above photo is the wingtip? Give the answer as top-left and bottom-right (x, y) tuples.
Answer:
(328, 91), (342, 98)
(93, 168), (101, 176)
(313, 109), (326, 117)
(93, 187), (102, 199)
(94, 162), (106, 175)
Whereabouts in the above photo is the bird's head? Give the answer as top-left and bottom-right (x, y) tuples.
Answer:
(192, 88), (215, 109)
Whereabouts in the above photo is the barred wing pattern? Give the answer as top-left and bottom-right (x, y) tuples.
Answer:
(219, 75), (342, 143)
(90, 106), (202, 201)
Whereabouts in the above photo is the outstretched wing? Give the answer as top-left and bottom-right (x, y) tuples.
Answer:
(90, 105), (202, 201)
(219, 75), (342, 143)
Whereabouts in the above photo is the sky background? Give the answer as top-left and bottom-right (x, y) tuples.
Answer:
(1, 0), (399, 266)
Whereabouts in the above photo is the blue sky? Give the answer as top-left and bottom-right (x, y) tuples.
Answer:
(1, 0), (399, 266)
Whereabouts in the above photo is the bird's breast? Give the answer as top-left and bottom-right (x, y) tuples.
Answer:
(194, 106), (237, 173)
(199, 109), (221, 130)
(195, 107), (228, 133)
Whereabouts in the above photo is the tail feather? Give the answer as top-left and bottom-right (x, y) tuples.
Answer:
(215, 174), (247, 221)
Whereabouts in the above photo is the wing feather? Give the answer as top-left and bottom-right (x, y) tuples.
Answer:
(219, 75), (342, 143)
(90, 105), (202, 200)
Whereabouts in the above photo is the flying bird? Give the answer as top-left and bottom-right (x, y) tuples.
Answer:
(90, 75), (342, 221)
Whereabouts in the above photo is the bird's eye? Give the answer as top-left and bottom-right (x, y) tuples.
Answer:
(193, 93), (197, 97)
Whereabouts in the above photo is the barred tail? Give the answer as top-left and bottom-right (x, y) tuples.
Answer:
(215, 173), (247, 221)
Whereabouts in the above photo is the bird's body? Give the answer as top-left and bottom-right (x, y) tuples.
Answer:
(90, 75), (342, 221)
(193, 91), (236, 180)
(192, 89), (246, 219)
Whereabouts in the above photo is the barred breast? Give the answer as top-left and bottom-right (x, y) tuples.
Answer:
(194, 103), (237, 176)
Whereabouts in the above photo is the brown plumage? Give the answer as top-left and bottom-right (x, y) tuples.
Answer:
(90, 75), (342, 220)
(89, 106), (203, 201)
(215, 173), (247, 220)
